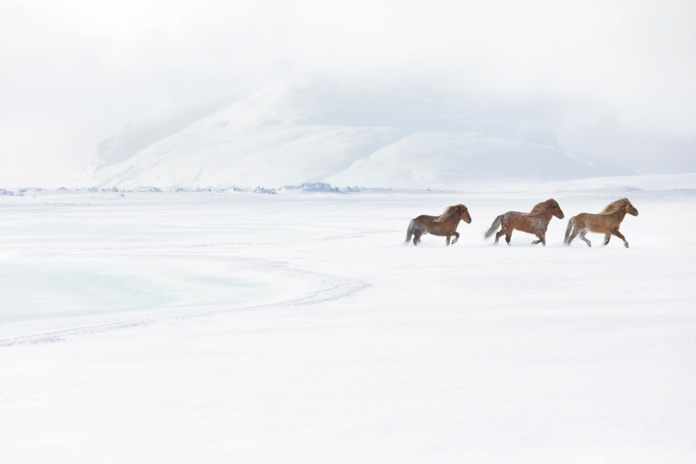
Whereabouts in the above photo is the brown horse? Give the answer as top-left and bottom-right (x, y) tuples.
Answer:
(484, 199), (564, 246)
(405, 204), (472, 246)
(564, 198), (639, 248)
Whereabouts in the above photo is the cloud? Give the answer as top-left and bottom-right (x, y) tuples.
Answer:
(1, 0), (695, 185)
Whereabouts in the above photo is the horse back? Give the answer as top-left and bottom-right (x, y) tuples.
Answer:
(574, 212), (620, 233)
(413, 214), (457, 236)
(503, 211), (544, 234)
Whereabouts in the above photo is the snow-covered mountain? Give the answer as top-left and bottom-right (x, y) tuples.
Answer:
(69, 82), (631, 189)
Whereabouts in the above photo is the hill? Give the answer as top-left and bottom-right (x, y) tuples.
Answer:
(69, 82), (631, 190)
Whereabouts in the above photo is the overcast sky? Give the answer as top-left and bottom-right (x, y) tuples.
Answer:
(1, 0), (695, 186)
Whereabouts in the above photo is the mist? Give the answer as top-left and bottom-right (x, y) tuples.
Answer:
(1, 0), (695, 186)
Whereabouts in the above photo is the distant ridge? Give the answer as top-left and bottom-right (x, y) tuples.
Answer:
(68, 81), (632, 190)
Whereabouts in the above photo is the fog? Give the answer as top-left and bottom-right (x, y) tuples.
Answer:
(1, 0), (695, 186)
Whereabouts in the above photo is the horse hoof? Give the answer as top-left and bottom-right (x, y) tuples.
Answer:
(625, 243), (629, 248)
(587, 242), (591, 247)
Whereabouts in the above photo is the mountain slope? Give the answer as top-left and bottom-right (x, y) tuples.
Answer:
(326, 132), (629, 189)
(69, 82), (632, 189)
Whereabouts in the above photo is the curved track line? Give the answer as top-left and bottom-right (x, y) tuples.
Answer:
(0, 253), (368, 347)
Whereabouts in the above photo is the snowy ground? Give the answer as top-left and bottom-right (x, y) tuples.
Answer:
(1, 184), (696, 463)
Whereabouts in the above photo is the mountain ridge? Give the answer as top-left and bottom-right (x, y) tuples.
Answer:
(68, 82), (632, 189)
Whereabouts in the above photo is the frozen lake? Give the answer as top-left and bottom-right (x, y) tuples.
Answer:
(1, 186), (695, 462)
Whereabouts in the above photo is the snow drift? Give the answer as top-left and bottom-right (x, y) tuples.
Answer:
(69, 81), (631, 190)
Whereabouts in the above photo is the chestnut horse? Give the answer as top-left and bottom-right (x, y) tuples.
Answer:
(564, 198), (639, 248)
(484, 199), (564, 246)
(405, 204), (472, 246)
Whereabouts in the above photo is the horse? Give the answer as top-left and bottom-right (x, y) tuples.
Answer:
(564, 198), (639, 248)
(405, 204), (472, 246)
(484, 199), (564, 246)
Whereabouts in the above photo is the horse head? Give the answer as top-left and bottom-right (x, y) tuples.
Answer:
(459, 205), (472, 224)
(434, 204), (471, 224)
(625, 199), (639, 216)
(549, 199), (565, 219)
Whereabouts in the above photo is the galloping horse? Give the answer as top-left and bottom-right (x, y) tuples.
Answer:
(564, 198), (639, 248)
(405, 204), (472, 246)
(484, 199), (564, 245)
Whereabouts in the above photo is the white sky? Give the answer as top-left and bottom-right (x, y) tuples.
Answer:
(1, 0), (695, 186)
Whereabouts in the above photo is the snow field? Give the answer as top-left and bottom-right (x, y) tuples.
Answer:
(1, 188), (695, 463)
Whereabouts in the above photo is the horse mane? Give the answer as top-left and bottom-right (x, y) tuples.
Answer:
(527, 199), (557, 217)
(433, 204), (466, 223)
(599, 198), (629, 215)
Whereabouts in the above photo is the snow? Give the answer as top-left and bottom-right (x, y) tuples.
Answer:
(68, 82), (631, 190)
(97, 99), (233, 168)
(1, 176), (695, 462)
(325, 131), (625, 189)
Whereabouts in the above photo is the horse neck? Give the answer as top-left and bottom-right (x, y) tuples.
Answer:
(611, 207), (628, 223)
(538, 208), (554, 224)
(444, 215), (462, 226)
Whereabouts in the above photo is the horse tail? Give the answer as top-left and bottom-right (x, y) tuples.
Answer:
(405, 220), (415, 244)
(564, 216), (575, 244)
(483, 215), (501, 240)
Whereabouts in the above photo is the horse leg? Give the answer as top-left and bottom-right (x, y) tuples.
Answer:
(579, 231), (591, 247)
(413, 231), (422, 246)
(604, 232), (611, 246)
(567, 228), (580, 245)
(505, 229), (512, 245)
(494, 229), (505, 245)
(451, 232), (460, 245)
(531, 231), (545, 245)
(446, 236), (451, 246)
(611, 229), (629, 248)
